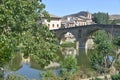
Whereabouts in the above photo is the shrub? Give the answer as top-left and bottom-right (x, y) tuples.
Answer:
(111, 73), (120, 80)
(6, 74), (26, 80)
(40, 70), (62, 80)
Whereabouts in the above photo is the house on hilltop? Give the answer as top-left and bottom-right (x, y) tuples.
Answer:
(40, 11), (95, 30)
(61, 11), (95, 28)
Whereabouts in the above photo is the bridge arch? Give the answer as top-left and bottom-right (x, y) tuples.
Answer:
(56, 31), (78, 44)
(85, 28), (113, 53)
(53, 24), (120, 53)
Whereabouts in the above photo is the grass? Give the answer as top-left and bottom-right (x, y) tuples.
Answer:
(60, 42), (76, 48)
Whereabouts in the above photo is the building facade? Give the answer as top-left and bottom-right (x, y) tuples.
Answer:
(61, 11), (95, 28)
(40, 11), (95, 30)
(41, 14), (61, 30)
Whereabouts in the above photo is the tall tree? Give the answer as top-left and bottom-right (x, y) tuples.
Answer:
(90, 30), (113, 74)
(0, 0), (59, 68)
(113, 37), (120, 72)
(92, 12), (109, 24)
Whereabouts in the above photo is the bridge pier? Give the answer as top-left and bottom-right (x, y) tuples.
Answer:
(78, 39), (86, 53)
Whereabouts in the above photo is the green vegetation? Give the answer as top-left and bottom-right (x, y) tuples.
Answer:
(1, 0), (120, 79)
(109, 19), (120, 24)
(90, 78), (102, 80)
(0, 0), (59, 69)
(113, 36), (120, 47)
(90, 30), (113, 74)
(6, 74), (26, 80)
(92, 12), (109, 24)
(40, 70), (62, 80)
(60, 55), (77, 71)
(92, 12), (120, 25)
(112, 36), (120, 73)
(40, 55), (78, 80)
(0, 34), (13, 67)
(111, 73), (120, 80)
(8, 53), (22, 71)
(60, 42), (76, 48)
(60, 55), (78, 80)
(114, 60), (120, 72)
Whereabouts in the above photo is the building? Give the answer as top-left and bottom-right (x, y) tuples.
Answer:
(40, 14), (61, 30)
(40, 11), (95, 30)
(61, 11), (95, 28)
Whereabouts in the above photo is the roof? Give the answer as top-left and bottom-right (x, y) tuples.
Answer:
(41, 14), (61, 19)
(109, 15), (120, 20)
(49, 14), (61, 18)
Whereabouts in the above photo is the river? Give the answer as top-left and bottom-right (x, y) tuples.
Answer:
(3, 47), (91, 80)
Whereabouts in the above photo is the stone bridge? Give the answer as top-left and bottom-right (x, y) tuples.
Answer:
(52, 24), (120, 50)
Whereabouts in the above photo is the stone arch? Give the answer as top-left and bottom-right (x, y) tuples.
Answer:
(85, 28), (112, 54)
(59, 31), (77, 44)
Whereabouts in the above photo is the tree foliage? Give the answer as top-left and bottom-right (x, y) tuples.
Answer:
(110, 19), (120, 25)
(90, 30), (113, 74)
(113, 37), (120, 47)
(92, 12), (109, 24)
(111, 73), (120, 80)
(0, 0), (59, 68)
(61, 55), (77, 70)
(112, 36), (120, 72)
(0, 35), (13, 67)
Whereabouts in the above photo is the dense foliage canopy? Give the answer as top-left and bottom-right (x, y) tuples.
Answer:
(0, 0), (59, 68)
(92, 12), (109, 24)
(90, 30), (113, 73)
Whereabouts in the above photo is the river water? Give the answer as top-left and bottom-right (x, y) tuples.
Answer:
(4, 47), (91, 80)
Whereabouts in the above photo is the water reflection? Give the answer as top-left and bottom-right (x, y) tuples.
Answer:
(8, 53), (22, 71)
(5, 47), (91, 79)
(61, 47), (77, 56)
(16, 63), (41, 80)
(61, 47), (90, 68)
(76, 49), (91, 69)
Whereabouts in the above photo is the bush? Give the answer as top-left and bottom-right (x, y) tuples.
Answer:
(40, 70), (62, 80)
(61, 55), (77, 70)
(111, 73), (120, 80)
(60, 42), (76, 48)
(90, 77), (102, 80)
(6, 74), (26, 80)
(114, 60), (120, 72)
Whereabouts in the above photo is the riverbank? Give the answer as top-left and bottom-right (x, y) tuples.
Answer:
(80, 74), (111, 80)
(45, 62), (60, 69)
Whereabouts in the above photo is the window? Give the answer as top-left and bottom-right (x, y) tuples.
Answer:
(57, 24), (59, 27)
(52, 24), (54, 27)
(48, 24), (50, 27)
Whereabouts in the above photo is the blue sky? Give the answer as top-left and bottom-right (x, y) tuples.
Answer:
(43, 0), (120, 16)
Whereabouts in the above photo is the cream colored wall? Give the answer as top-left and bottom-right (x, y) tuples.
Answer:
(42, 19), (61, 30)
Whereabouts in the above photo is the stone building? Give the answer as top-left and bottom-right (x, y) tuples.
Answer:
(61, 11), (95, 28)
(40, 11), (95, 30)
(40, 14), (61, 30)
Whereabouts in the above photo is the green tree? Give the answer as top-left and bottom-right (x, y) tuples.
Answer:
(113, 37), (120, 72)
(111, 73), (120, 80)
(0, 34), (14, 67)
(92, 12), (109, 24)
(90, 30), (113, 74)
(60, 55), (77, 80)
(61, 55), (77, 70)
(113, 37), (120, 47)
(0, 0), (59, 68)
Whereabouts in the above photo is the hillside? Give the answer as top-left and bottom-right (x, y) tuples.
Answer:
(109, 14), (120, 20)
(62, 11), (91, 19)
(62, 11), (120, 20)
